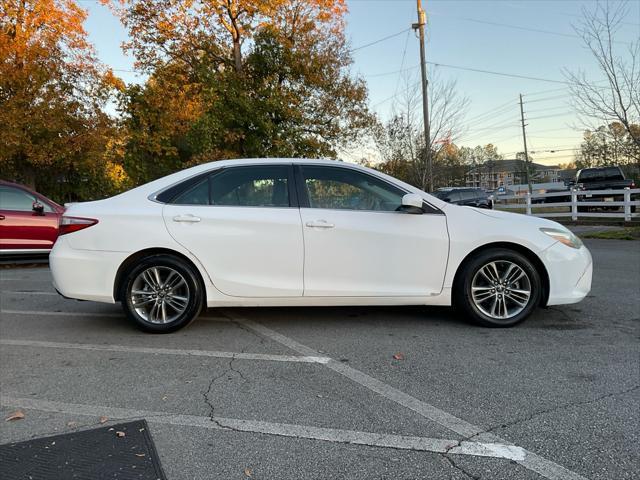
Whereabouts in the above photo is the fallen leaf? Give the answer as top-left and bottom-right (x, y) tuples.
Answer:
(244, 467), (253, 477)
(135, 453), (146, 457)
(115, 431), (125, 438)
(5, 410), (25, 422)
(392, 353), (405, 360)
(67, 421), (78, 428)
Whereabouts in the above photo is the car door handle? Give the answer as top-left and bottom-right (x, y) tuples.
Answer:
(173, 214), (201, 223)
(305, 220), (334, 229)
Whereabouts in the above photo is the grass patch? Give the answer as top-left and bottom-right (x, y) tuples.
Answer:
(581, 227), (640, 240)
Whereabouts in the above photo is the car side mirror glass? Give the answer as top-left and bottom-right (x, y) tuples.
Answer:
(400, 193), (424, 214)
(32, 201), (45, 215)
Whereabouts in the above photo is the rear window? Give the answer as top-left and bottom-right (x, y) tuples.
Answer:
(578, 167), (624, 182)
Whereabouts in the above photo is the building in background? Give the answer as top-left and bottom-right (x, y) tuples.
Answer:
(465, 159), (561, 190)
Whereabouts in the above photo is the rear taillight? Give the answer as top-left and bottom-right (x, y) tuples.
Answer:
(59, 216), (99, 235)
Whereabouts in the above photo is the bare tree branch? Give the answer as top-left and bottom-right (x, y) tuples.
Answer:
(564, 1), (640, 146)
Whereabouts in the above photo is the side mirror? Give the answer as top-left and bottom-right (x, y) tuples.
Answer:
(32, 201), (45, 215)
(399, 193), (424, 214)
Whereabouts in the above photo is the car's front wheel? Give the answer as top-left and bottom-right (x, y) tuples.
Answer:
(121, 255), (204, 333)
(456, 248), (541, 327)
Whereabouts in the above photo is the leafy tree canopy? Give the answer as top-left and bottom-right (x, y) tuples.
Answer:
(1, 0), (123, 200)
(111, 0), (375, 184)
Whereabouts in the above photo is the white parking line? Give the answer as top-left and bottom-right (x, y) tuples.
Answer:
(0, 309), (122, 318)
(0, 278), (51, 282)
(0, 309), (230, 322)
(1, 290), (58, 296)
(0, 395), (525, 461)
(225, 312), (588, 480)
(0, 339), (329, 364)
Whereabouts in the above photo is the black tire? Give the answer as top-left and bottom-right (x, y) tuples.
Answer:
(455, 248), (542, 328)
(120, 254), (205, 333)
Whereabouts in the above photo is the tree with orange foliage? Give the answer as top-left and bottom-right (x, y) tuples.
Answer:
(110, 0), (374, 184)
(0, 0), (123, 200)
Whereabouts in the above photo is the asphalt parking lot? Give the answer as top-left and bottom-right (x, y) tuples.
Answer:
(0, 239), (638, 480)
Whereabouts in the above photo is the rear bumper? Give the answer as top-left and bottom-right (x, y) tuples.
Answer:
(50, 237), (128, 303)
(541, 242), (592, 306)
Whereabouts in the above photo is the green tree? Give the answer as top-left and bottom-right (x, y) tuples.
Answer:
(114, 0), (374, 184)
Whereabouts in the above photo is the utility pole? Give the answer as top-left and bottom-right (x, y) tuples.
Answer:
(519, 93), (532, 193)
(413, 0), (432, 192)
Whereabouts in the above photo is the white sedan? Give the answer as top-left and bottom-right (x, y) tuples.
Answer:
(50, 159), (592, 333)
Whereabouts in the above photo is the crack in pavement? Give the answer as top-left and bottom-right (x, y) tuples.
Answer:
(463, 384), (640, 445)
(439, 439), (481, 480)
(217, 312), (268, 348)
(442, 454), (482, 480)
(201, 343), (250, 432)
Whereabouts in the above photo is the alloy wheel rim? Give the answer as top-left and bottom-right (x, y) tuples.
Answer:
(130, 266), (190, 324)
(471, 260), (532, 320)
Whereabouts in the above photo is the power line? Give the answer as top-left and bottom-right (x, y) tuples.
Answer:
(526, 112), (574, 121)
(525, 105), (572, 114)
(425, 61), (569, 84)
(522, 94), (570, 104)
(465, 100), (517, 124)
(364, 64), (419, 78)
(523, 86), (572, 97)
(371, 80), (421, 108)
(458, 124), (520, 144)
(350, 28), (412, 53)
(392, 30), (412, 99)
(428, 12), (581, 40)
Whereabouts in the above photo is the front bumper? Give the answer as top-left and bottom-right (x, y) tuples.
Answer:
(541, 242), (593, 306)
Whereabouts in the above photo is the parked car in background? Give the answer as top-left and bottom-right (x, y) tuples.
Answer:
(574, 166), (635, 191)
(572, 166), (636, 212)
(0, 180), (65, 256)
(433, 188), (493, 209)
(50, 158), (592, 333)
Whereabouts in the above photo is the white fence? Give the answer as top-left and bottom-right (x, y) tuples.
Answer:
(493, 188), (640, 221)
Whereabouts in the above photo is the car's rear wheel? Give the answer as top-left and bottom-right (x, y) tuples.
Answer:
(456, 248), (541, 327)
(121, 255), (204, 333)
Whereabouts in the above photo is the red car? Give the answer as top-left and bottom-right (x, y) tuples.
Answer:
(0, 180), (65, 255)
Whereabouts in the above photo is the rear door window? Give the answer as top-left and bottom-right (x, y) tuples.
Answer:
(170, 165), (292, 207)
(210, 165), (291, 207)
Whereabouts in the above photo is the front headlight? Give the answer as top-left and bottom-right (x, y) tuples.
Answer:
(540, 227), (583, 249)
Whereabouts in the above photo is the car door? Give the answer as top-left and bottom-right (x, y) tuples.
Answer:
(297, 164), (449, 297)
(163, 164), (304, 297)
(0, 185), (59, 252)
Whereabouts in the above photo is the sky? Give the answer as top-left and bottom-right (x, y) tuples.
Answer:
(80, 0), (640, 166)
